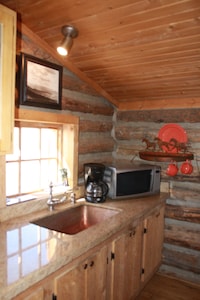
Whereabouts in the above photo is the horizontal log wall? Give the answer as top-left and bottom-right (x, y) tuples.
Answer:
(160, 181), (200, 284)
(18, 26), (115, 183)
(61, 88), (114, 179)
(114, 109), (200, 284)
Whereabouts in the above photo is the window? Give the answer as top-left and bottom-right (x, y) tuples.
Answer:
(1, 108), (78, 210)
(6, 122), (63, 203)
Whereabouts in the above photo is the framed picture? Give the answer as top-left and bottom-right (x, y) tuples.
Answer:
(19, 53), (63, 109)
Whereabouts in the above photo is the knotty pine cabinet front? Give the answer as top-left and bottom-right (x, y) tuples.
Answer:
(107, 222), (143, 300)
(141, 205), (165, 286)
(109, 204), (165, 299)
(13, 281), (52, 300)
(20, 287), (44, 300)
(53, 222), (144, 300)
(54, 244), (108, 300)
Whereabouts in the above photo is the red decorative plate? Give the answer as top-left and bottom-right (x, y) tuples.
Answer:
(158, 124), (187, 153)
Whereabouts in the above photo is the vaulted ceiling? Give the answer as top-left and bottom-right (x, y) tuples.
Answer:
(1, 0), (200, 110)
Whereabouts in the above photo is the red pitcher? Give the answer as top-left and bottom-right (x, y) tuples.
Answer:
(180, 160), (193, 175)
(166, 161), (178, 176)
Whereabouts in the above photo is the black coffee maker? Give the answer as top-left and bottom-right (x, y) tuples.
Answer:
(84, 163), (108, 203)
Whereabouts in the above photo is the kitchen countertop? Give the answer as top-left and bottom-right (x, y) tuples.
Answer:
(0, 193), (167, 299)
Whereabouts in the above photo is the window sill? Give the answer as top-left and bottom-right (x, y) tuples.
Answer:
(6, 185), (72, 206)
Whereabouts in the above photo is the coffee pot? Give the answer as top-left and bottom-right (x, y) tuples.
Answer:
(84, 163), (108, 203)
(85, 180), (108, 203)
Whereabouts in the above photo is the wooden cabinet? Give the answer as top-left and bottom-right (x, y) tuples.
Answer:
(141, 205), (165, 285)
(0, 5), (16, 154)
(13, 286), (47, 300)
(53, 222), (146, 300)
(13, 204), (165, 300)
(108, 222), (143, 300)
(108, 205), (165, 300)
(21, 287), (44, 300)
(54, 245), (108, 300)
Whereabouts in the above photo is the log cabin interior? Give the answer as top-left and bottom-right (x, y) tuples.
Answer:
(0, 0), (200, 299)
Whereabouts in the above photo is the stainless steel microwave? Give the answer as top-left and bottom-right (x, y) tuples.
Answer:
(103, 163), (161, 199)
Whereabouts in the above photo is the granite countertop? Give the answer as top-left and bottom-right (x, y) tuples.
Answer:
(0, 193), (167, 299)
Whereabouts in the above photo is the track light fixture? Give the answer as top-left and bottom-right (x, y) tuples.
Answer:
(57, 25), (78, 56)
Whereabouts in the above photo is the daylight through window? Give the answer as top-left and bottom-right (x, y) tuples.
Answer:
(6, 123), (62, 203)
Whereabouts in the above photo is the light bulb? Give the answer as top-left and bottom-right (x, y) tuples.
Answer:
(57, 46), (68, 56)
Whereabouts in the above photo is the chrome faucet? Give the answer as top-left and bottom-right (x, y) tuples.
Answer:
(47, 181), (68, 211)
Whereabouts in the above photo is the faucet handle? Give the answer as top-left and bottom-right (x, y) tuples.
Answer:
(49, 181), (54, 188)
(70, 192), (76, 204)
(49, 181), (54, 201)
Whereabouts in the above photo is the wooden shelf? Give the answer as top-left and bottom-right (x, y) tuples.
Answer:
(139, 151), (194, 162)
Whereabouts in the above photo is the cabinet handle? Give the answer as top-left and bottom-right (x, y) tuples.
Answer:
(155, 212), (160, 218)
(129, 229), (136, 237)
(90, 261), (94, 267)
(111, 252), (115, 260)
(132, 229), (136, 236)
(83, 263), (88, 269)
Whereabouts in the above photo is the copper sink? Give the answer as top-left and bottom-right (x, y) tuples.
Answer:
(31, 204), (119, 235)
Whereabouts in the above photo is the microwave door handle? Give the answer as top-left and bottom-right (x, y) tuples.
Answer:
(150, 170), (154, 190)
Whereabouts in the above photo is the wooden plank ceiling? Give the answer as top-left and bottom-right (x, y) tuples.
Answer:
(1, 0), (200, 110)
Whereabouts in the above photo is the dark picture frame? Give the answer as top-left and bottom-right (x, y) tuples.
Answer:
(19, 53), (62, 110)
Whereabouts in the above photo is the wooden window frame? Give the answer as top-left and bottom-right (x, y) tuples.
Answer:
(0, 108), (79, 212)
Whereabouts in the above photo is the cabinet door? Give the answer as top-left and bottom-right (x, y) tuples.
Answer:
(54, 245), (108, 300)
(54, 261), (86, 299)
(22, 287), (44, 300)
(0, 5), (16, 154)
(141, 205), (165, 284)
(108, 222), (143, 300)
(13, 287), (44, 300)
(86, 244), (107, 300)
